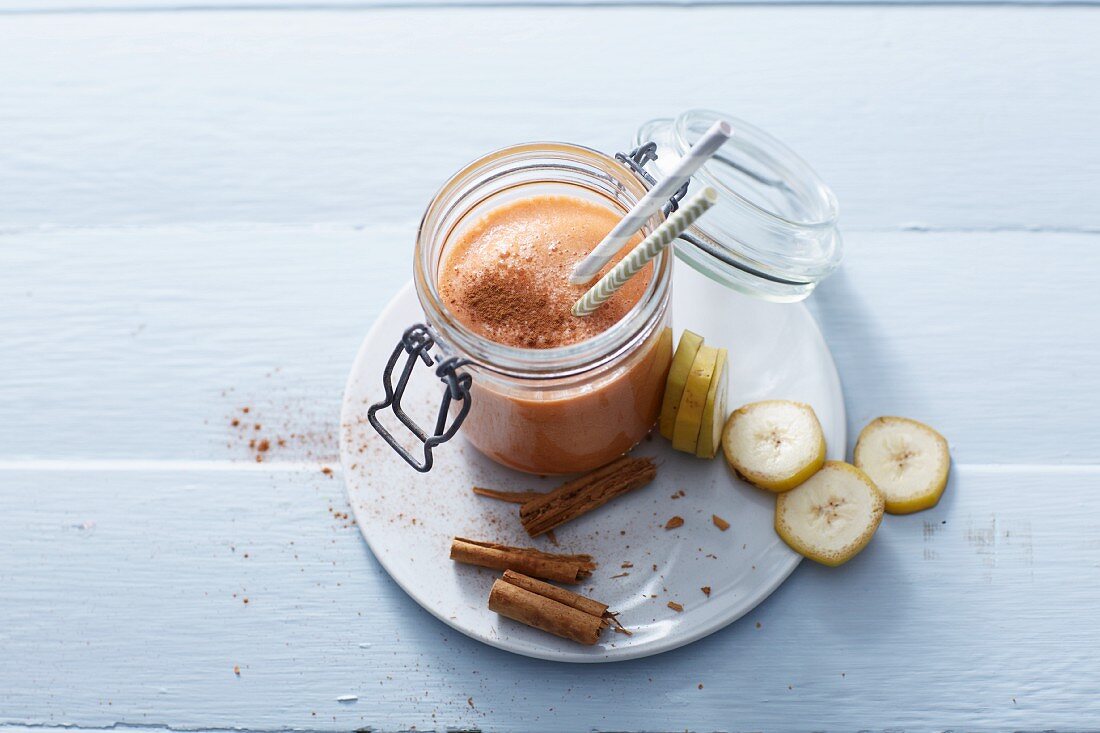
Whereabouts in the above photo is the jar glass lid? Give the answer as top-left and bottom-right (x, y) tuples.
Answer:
(633, 109), (842, 302)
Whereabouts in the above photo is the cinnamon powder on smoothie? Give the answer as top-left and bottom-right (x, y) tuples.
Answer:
(439, 195), (650, 348)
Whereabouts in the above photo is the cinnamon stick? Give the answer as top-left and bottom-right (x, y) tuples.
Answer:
(488, 570), (612, 645)
(471, 487), (545, 504)
(499, 569), (608, 616)
(450, 537), (595, 583)
(518, 456), (657, 537)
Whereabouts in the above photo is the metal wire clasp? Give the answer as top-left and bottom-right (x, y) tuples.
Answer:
(615, 142), (690, 216)
(367, 324), (472, 473)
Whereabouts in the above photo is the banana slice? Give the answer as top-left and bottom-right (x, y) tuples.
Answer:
(721, 400), (826, 492)
(695, 348), (728, 459)
(854, 416), (950, 514)
(775, 461), (885, 567)
(671, 345), (719, 453)
(659, 330), (704, 439)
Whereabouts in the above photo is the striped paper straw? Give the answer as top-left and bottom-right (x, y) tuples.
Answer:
(568, 119), (731, 285)
(572, 187), (718, 317)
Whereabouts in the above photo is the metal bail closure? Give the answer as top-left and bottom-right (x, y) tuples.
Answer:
(367, 324), (472, 473)
(615, 142), (690, 217)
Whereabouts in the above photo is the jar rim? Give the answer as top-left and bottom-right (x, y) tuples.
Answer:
(414, 141), (672, 380)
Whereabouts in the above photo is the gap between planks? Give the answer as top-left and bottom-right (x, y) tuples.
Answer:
(0, 459), (333, 472)
(4, 0), (1100, 16)
(0, 459), (1098, 472)
(3, 222), (1100, 237)
(0, 726), (380, 733)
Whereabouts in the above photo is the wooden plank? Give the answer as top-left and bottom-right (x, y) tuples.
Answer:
(5, 0), (1099, 11)
(0, 464), (1097, 730)
(807, 230), (1100, 465)
(1, 7), (1098, 230)
(1, 226), (1097, 465)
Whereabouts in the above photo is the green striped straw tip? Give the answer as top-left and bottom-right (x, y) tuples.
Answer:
(571, 186), (718, 318)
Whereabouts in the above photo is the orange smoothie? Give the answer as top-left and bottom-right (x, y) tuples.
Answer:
(438, 195), (672, 474)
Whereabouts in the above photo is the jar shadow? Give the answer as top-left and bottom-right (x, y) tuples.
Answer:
(807, 265), (932, 461)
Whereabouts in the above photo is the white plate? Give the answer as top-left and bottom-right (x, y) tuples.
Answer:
(340, 265), (845, 663)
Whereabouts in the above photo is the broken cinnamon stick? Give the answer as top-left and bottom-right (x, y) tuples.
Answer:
(499, 569), (608, 616)
(450, 537), (595, 583)
(518, 456), (657, 537)
(488, 570), (613, 645)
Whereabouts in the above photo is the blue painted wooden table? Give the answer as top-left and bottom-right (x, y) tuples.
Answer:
(2, 3), (1099, 731)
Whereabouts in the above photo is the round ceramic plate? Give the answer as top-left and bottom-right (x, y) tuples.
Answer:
(340, 265), (845, 663)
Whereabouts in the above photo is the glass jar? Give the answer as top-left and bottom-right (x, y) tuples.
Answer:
(412, 142), (674, 475)
(369, 109), (841, 475)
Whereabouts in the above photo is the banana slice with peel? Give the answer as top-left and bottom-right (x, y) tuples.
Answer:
(721, 400), (826, 492)
(659, 330), (704, 439)
(671, 345), (719, 453)
(695, 348), (728, 459)
(854, 416), (950, 514)
(775, 461), (885, 567)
